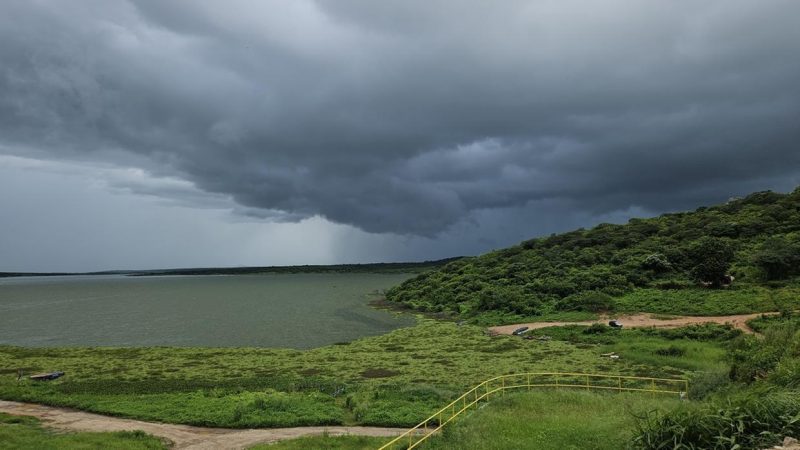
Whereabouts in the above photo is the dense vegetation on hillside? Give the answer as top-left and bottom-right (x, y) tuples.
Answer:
(387, 188), (800, 319)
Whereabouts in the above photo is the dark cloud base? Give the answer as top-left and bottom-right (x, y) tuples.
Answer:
(1, 0), (799, 239)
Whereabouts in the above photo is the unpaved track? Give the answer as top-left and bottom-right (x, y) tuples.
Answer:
(0, 400), (408, 449)
(489, 312), (778, 335)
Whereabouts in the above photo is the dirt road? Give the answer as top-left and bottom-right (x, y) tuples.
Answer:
(489, 312), (777, 335)
(0, 400), (408, 449)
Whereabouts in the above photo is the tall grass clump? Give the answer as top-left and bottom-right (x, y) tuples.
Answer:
(632, 389), (800, 450)
(633, 318), (800, 449)
(728, 322), (800, 384)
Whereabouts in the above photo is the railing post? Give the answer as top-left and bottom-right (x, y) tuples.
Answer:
(585, 375), (589, 391)
(618, 376), (622, 392)
(502, 376), (505, 396)
(527, 373), (531, 390)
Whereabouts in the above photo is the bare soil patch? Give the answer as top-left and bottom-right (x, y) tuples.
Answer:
(488, 312), (778, 336)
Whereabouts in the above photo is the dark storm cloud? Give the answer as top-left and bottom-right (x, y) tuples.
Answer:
(2, 0), (799, 236)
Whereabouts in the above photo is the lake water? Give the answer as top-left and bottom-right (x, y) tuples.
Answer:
(0, 273), (415, 348)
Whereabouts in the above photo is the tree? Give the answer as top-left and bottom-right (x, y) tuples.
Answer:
(641, 253), (673, 273)
(555, 291), (615, 312)
(752, 236), (800, 280)
(687, 237), (735, 287)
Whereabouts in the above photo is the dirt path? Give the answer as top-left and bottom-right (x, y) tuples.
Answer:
(489, 311), (777, 335)
(0, 400), (408, 449)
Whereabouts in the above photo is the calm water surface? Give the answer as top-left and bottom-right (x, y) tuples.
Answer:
(0, 273), (415, 348)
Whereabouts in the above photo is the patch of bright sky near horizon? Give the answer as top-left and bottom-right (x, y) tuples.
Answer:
(0, 153), (664, 272)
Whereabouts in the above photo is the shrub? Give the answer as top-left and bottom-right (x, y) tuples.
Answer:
(752, 235), (800, 280)
(632, 389), (800, 450)
(643, 324), (741, 342)
(729, 324), (800, 383)
(770, 358), (800, 388)
(556, 291), (616, 313)
(652, 279), (692, 290)
(582, 323), (609, 335)
(687, 237), (735, 287)
(654, 345), (685, 357)
(642, 253), (673, 273)
(687, 369), (730, 400)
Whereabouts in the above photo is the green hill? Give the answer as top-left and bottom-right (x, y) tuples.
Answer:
(386, 187), (800, 322)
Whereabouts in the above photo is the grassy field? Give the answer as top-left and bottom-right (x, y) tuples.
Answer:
(261, 390), (682, 450)
(0, 319), (728, 429)
(421, 391), (680, 450)
(459, 285), (796, 326)
(0, 412), (166, 450)
(613, 285), (800, 316)
(254, 434), (387, 450)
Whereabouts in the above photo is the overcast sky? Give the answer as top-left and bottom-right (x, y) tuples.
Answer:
(1, 0), (799, 272)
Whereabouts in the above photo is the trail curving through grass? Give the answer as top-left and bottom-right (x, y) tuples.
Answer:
(0, 400), (410, 450)
(488, 311), (780, 335)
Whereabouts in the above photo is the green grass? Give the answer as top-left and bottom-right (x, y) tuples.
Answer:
(274, 391), (682, 450)
(0, 412), (166, 449)
(467, 310), (599, 326)
(421, 390), (681, 450)
(443, 284), (794, 326)
(632, 388), (800, 450)
(252, 434), (387, 450)
(0, 320), (725, 429)
(747, 312), (800, 333)
(614, 286), (800, 316)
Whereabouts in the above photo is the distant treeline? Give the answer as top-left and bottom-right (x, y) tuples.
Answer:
(0, 257), (462, 278)
(0, 272), (75, 278)
(127, 258), (462, 276)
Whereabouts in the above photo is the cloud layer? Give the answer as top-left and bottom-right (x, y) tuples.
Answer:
(2, 0), (799, 237)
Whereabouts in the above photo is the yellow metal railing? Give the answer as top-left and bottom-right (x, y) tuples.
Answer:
(378, 372), (688, 450)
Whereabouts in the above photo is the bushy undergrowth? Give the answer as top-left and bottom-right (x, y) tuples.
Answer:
(729, 321), (800, 384)
(613, 286), (800, 315)
(686, 369), (730, 400)
(536, 323), (741, 346)
(350, 385), (456, 427)
(633, 318), (800, 449)
(632, 389), (800, 450)
(252, 434), (387, 450)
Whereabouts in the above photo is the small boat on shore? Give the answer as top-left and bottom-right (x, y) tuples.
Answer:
(29, 371), (65, 381)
